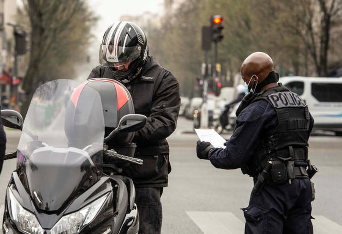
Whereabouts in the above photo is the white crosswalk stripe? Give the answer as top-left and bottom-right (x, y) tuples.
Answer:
(186, 211), (342, 234)
(186, 211), (244, 234)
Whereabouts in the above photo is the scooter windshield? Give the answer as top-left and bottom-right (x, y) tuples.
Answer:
(17, 79), (105, 211)
(18, 79), (104, 153)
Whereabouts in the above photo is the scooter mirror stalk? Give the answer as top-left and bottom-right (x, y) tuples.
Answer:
(1, 109), (23, 130)
(104, 114), (147, 143)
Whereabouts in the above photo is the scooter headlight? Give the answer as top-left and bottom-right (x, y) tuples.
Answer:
(7, 188), (109, 234)
(8, 188), (44, 234)
(50, 193), (109, 234)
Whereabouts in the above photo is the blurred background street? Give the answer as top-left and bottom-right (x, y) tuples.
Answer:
(1, 116), (342, 233)
(0, 0), (342, 233)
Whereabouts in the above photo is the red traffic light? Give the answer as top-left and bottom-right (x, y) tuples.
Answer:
(217, 82), (222, 88)
(213, 17), (222, 24)
(210, 15), (224, 42)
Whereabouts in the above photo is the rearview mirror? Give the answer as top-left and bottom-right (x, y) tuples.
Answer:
(104, 114), (147, 143)
(1, 109), (23, 130)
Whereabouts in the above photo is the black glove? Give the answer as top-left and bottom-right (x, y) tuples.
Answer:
(196, 141), (214, 160)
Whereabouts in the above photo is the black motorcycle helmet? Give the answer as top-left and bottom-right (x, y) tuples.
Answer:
(99, 21), (148, 83)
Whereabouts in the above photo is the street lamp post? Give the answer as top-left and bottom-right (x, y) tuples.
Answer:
(7, 22), (26, 109)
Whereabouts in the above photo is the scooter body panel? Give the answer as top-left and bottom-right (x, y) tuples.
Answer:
(3, 172), (138, 234)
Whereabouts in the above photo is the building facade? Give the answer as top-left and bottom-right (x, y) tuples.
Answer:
(0, 0), (25, 110)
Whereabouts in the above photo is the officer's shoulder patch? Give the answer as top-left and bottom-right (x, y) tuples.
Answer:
(267, 91), (306, 108)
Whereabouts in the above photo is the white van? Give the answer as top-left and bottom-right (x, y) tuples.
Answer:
(280, 76), (342, 133)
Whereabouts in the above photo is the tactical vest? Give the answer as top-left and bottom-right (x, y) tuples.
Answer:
(242, 85), (310, 179)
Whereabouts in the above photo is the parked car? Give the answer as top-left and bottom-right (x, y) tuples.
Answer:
(179, 96), (190, 116)
(185, 97), (203, 120)
(193, 94), (223, 128)
(193, 99), (216, 129)
(229, 77), (342, 135)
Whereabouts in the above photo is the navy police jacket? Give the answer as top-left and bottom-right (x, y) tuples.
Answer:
(209, 86), (314, 170)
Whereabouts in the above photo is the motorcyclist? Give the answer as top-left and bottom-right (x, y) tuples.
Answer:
(88, 21), (180, 234)
(218, 84), (245, 131)
(196, 52), (316, 234)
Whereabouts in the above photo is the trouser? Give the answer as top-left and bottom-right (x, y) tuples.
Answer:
(243, 179), (314, 234)
(135, 187), (163, 234)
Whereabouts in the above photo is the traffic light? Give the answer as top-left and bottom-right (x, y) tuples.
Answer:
(214, 77), (221, 96)
(14, 29), (26, 55)
(210, 15), (224, 43)
(201, 26), (212, 51)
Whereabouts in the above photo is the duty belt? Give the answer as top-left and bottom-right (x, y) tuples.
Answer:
(293, 166), (308, 178)
(252, 165), (309, 183)
(252, 164), (309, 195)
(265, 146), (308, 161)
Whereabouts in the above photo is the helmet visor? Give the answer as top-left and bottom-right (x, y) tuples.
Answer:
(99, 44), (141, 67)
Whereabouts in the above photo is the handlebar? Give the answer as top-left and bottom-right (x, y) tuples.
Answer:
(4, 152), (17, 160)
(104, 149), (143, 165)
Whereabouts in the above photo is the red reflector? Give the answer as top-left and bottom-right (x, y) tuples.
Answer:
(113, 82), (129, 110)
(71, 83), (87, 107)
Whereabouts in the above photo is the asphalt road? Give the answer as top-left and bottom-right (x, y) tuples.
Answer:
(1, 117), (342, 233)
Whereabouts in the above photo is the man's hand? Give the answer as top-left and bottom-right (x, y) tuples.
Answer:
(196, 141), (214, 160)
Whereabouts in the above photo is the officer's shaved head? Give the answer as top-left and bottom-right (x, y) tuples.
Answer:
(241, 52), (274, 84)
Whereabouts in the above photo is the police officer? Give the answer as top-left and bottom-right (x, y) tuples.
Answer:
(88, 21), (180, 234)
(197, 52), (316, 234)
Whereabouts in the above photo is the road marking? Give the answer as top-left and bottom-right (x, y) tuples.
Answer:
(313, 215), (342, 234)
(186, 211), (244, 234)
(187, 211), (342, 234)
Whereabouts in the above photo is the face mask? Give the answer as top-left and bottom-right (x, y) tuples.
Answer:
(244, 84), (249, 94)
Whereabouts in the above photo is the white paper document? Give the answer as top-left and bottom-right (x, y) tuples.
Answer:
(195, 129), (226, 148)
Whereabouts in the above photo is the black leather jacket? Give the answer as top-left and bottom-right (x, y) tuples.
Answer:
(88, 56), (180, 187)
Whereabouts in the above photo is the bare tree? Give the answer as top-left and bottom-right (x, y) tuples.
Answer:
(253, 0), (342, 76)
(21, 0), (97, 115)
